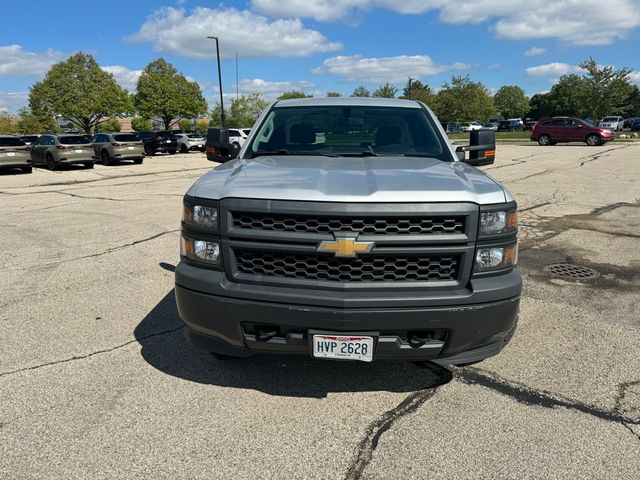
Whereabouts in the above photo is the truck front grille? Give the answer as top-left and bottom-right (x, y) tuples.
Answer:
(234, 250), (460, 283)
(231, 212), (465, 235)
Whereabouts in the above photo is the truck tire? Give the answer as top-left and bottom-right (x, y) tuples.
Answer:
(133, 158), (143, 164)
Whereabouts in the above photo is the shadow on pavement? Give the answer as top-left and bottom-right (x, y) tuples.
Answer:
(134, 289), (453, 398)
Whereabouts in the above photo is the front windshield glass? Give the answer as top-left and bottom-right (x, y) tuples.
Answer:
(247, 105), (451, 161)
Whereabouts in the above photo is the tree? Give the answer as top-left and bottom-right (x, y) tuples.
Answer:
(196, 119), (210, 133)
(351, 86), (370, 97)
(326, 91), (342, 97)
(16, 108), (57, 134)
(135, 59), (208, 130)
(131, 117), (152, 131)
(372, 83), (398, 98)
(400, 79), (434, 105)
(580, 57), (633, 120)
(434, 75), (496, 122)
(624, 86), (640, 117)
(211, 93), (269, 128)
(180, 119), (194, 132)
(29, 53), (132, 134)
(277, 90), (311, 100)
(0, 113), (17, 134)
(95, 118), (121, 133)
(494, 85), (529, 119)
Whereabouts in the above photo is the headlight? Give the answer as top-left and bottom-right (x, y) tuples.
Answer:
(474, 244), (517, 273)
(181, 235), (221, 265)
(479, 209), (517, 235)
(183, 203), (218, 230)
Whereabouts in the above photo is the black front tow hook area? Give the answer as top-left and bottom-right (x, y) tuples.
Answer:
(255, 326), (279, 342)
(408, 333), (433, 348)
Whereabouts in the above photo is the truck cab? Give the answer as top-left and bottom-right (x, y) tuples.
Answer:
(176, 98), (521, 365)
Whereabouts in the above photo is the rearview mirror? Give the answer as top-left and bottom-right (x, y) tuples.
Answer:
(205, 128), (240, 163)
(455, 129), (495, 166)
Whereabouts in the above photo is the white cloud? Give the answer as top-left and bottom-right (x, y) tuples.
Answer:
(0, 45), (62, 76)
(128, 7), (341, 60)
(0, 92), (28, 113)
(313, 55), (467, 83)
(101, 65), (143, 91)
(630, 71), (640, 85)
(236, 78), (315, 98)
(252, 0), (640, 45)
(524, 46), (546, 57)
(526, 62), (581, 76)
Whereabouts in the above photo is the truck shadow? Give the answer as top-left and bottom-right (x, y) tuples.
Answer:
(134, 289), (453, 398)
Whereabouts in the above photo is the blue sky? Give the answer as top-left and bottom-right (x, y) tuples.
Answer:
(1, 0), (639, 112)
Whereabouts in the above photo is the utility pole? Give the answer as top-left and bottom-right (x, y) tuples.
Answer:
(236, 52), (239, 100)
(206, 36), (225, 127)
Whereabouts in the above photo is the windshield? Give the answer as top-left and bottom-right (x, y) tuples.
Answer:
(60, 136), (91, 145)
(0, 137), (26, 147)
(602, 117), (619, 122)
(247, 105), (450, 161)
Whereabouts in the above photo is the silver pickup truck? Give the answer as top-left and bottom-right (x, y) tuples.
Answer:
(176, 97), (521, 365)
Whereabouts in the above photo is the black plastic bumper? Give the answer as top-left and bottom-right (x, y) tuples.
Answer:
(175, 266), (521, 362)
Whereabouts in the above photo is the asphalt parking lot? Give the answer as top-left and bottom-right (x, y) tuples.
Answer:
(1, 144), (639, 479)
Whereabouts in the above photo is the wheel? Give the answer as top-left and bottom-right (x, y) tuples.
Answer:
(46, 154), (56, 171)
(169, 150), (177, 155)
(586, 134), (601, 146)
(133, 158), (143, 164)
(537, 134), (551, 146)
(100, 149), (111, 165)
(22, 167), (32, 174)
(84, 162), (94, 169)
(180, 144), (188, 153)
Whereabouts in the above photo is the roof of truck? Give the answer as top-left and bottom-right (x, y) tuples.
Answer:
(274, 97), (423, 108)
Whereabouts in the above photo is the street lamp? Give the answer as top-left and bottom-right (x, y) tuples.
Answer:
(207, 36), (225, 127)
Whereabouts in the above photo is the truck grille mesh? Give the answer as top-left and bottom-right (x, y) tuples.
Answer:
(231, 212), (464, 235)
(234, 250), (460, 282)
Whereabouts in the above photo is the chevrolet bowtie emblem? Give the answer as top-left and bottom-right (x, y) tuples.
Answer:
(318, 236), (374, 258)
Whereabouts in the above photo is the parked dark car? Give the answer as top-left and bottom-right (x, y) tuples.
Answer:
(623, 117), (640, 130)
(497, 120), (523, 132)
(441, 122), (461, 133)
(523, 121), (537, 131)
(30, 134), (94, 170)
(0, 135), (32, 173)
(630, 119), (640, 132)
(135, 131), (178, 156)
(531, 117), (615, 146)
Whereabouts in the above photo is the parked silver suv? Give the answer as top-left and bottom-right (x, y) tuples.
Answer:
(30, 134), (94, 170)
(91, 133), (144, 165)
(0, 135), (32, 173)
(176, 133), (206, 153)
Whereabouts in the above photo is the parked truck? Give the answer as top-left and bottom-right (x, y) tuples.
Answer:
(177, 98), (521, 365)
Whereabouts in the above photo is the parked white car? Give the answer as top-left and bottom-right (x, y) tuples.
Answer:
(176, 133), (206, 153)
(228, 128), (250, 146)
(599, 116), (624, 131)
(460, 121), (483, 132)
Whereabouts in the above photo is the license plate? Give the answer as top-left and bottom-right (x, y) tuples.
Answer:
(312, 335), (373, 362)
(166, 140), (171, 143)
(127, 146), (134, 150)
(75, 149), (83, 153)
(7, 152), (15, 156)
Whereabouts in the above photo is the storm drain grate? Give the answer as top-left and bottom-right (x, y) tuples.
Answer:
(544, 263), (600, 280)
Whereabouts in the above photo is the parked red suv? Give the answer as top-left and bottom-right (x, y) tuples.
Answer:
(531, 117), (615, 146)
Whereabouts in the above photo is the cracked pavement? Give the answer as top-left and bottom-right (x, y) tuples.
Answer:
(1, 146), (639, 479)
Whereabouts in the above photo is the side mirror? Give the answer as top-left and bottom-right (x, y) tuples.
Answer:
(205, 128), (240, 163)
(455, 128), (495, 166)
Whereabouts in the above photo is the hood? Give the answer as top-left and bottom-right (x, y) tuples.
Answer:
(189, 156), (507, 204)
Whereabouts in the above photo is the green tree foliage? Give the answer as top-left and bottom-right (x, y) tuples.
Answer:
(196, 119), (210, 134)
(94, 117), (121, 133)
(135, 59), (208, 130)
(179, 119), (194, 132)
(326, 91), (342, 97)
(29, 53), (132, 134)
(16, 108), (57, 134)
(351, 86), (370, 97)
(372, 83), (398, 98)
(277, 90), (312, 100)
(580, 57), (633, 120)
(211, 93), (269, 128)
(400, 79), (435, 105)
(625, 86), (640, 117)
(131, 117), (152, 131)
(493, 85), (529, 119)
(0, 113), (17, 134)
(434, 75), (496, 122)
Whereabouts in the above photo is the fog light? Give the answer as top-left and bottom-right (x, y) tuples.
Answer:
(181, 236), (221, 265)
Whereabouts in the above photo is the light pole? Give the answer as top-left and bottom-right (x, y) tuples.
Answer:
(207, 36), (225, 127)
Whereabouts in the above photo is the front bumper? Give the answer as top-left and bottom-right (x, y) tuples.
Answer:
(175, 263), (521, 363)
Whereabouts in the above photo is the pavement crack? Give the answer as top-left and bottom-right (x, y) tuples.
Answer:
(344, 363), (452, 480)
(0, 326), (184, 378)
(458, 368), (639, 426)
(49, 190), (137, 202)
